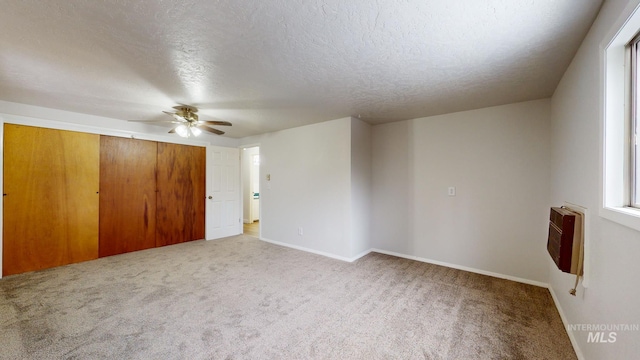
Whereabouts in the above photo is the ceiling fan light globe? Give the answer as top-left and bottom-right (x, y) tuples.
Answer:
(175, 124), (189, 137)
(190, 127), (202, 136)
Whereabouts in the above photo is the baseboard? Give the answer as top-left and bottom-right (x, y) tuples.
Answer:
(351, 248), (372, 262)
(259, 237), (369, 262)
(548, 286), (585, 360)
(254, 239), (548, 288)
(254, 239), (548, 287)
(370, 248), (549, 288)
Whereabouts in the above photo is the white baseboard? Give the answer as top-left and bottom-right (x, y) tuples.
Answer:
(259, 237), (369, 262)
(255, 239), (548, 288)
(369, 248), (549, 288)
(351, 248), (372, 261)
(548, 286), (585, 360)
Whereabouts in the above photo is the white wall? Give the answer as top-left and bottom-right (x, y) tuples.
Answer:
(370, 120), (412, 258)
(372, 99), (551, 284)
(350, 118), (372, 257)
(550, 0), (640, 358)
(255, 118), (353, 259)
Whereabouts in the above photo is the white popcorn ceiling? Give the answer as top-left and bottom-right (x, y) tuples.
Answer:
(0, 0), (602, 138)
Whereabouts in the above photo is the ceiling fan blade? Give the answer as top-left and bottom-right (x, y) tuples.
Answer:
(168, 127), (177, 133)
(163, 111), (186, 122)
(199, 120), (232, 126)
(197, 125), (225, 135)
(129, 120), (182, 123)
(173, 105), (198, 113)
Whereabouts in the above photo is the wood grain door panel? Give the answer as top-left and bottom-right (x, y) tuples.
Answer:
(156, 143), (205, 246)
(3, 124), (99, 276)
(99, 136), (157, 257)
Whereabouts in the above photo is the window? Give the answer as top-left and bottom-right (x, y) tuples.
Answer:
(602, 3), (640, 231)
(629, 33), (640, 208)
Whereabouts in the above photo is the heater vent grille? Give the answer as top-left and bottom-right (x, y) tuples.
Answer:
(547, 207), (582, 274)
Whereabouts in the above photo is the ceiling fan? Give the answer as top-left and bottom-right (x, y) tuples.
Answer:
(130, 105), (231, 137)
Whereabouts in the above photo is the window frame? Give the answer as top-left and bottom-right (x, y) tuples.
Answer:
(629, 33), (640, 208)
(601, 1), (640, 232)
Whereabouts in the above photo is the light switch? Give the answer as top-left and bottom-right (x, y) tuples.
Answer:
(448, 187), (456, 196)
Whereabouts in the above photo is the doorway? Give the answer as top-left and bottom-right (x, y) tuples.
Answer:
(242, 146), (260, 237)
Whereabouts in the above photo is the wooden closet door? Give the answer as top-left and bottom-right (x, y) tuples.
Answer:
(156, 143), (205, 246)
(99, 136), (157, 257)
(3, 124), (99, 276)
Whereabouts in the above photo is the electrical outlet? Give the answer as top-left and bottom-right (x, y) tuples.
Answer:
(448, 187), (456, 196)
(298, 227), (303, 236)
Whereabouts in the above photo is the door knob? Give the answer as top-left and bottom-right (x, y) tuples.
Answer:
(208, 196), (213, 199)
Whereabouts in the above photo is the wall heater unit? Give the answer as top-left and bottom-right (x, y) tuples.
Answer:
(547, 207), (583, 275)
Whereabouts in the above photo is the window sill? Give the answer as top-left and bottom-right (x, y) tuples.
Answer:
(601, 206), (640, 232)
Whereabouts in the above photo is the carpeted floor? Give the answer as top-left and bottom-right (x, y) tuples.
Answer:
(0, 236), (575, 359)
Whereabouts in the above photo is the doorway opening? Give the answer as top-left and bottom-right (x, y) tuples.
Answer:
(242, 146), (260, 237)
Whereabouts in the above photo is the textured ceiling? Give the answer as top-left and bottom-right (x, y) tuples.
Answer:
(0, 0), (602, 138)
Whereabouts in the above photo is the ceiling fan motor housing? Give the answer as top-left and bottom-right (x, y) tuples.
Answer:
(174, 106), (198, 123)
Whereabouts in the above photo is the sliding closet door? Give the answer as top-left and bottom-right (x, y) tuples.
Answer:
(99, 136), (157, 257)
(3, 124), (99, 276)
(156, 143), (205, 246)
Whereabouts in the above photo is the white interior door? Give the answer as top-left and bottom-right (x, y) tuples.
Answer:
(206, 145), (240, 240)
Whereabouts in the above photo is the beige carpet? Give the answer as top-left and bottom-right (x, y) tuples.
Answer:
(0, 236), (575, 359)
